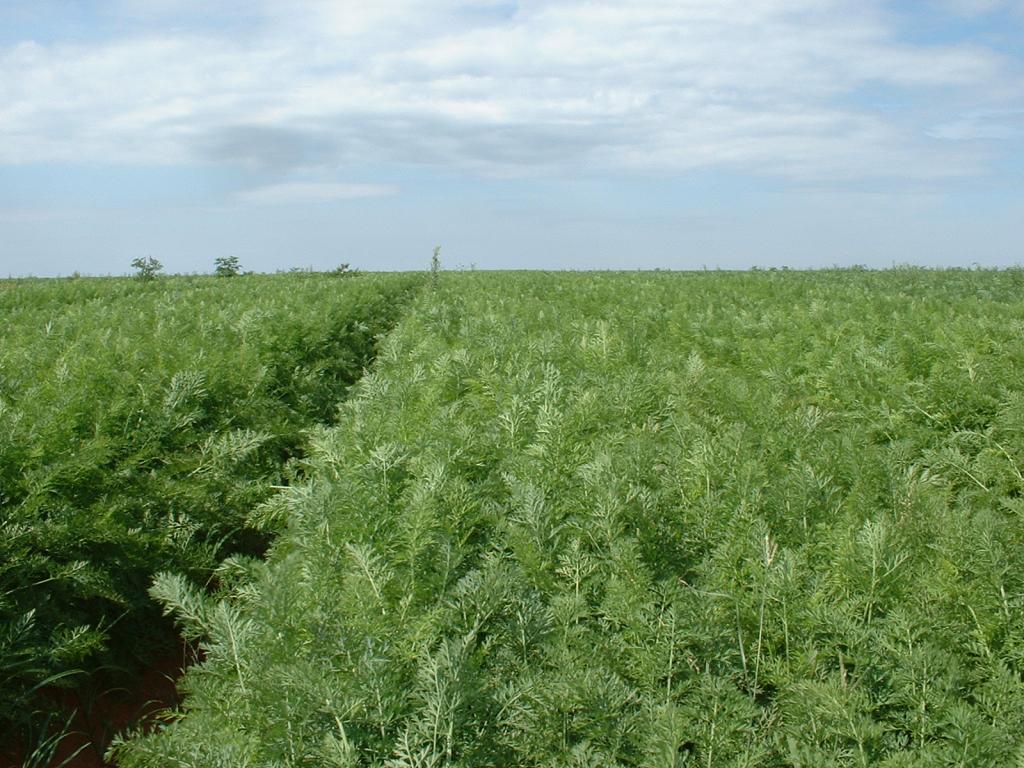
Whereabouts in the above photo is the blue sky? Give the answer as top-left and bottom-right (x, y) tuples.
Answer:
(1, 0), (1022, 276)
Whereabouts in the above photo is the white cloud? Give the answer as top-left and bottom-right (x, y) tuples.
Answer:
(0, 0), (1020, 183)
(236, 182), (398, 205)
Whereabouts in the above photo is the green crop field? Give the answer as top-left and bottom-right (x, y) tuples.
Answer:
(5, 268), (1024, 766)
(0, 271), (421, 755)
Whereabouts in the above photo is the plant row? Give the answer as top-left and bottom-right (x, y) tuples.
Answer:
(115, 268), (1024, 766)
(0, 272), (422, 738)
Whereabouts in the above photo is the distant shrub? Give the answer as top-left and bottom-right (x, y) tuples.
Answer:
(214, 256), (242, 277)
(130, 256), (163, 281)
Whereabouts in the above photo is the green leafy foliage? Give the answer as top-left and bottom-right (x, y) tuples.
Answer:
(0, 271), (421, 736)
(55, 268), (1024, 766)
(213, 256), (242, 277)
(130, 256), (163, 280)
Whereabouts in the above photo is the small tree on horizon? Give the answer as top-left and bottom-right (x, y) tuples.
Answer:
(131, 256), (163, 281)
(215, 255), (242, 277)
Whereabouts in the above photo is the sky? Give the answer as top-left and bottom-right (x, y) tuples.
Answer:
(1, 0), (1023, 275)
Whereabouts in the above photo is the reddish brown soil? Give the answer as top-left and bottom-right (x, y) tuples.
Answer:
(0, 641), (198, 768)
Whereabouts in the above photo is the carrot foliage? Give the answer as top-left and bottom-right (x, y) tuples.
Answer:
(68, 268), (1024, 766)
(0, 271), (421, 737)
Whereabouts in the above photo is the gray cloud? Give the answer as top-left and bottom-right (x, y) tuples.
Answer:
(195, 125), (342, 171)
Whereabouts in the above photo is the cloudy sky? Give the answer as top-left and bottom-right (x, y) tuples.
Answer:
(1, 0), (1022, 275)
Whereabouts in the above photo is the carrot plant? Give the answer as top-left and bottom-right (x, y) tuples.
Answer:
(92, 268), (1024, 766)
(0, 271), (421, 741)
